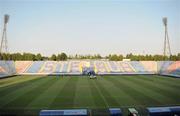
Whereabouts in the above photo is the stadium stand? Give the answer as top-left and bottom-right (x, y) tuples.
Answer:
(119, 61), (135, 73)
(0, 60), (179, 77)
(158, 61), (180, 77)
(130, 61), (147, 73)
(170, 68), (180, 76)
(94, 61), (110, 74)
(25, 61), (44, 73)
(79, 61), (91, 72)
(166, 61), (180, 75)
(107, 61), (121, 73)
(158, 61), (173, 73)
(60, 61), (70, 73)
(54, 62), (62, 73)
(15, 61), (33, 74)
(0, 61), (16, 77)
(38, 61), (57, 74)
(140, 61), (157, 74)
(70, 61), (81, 73)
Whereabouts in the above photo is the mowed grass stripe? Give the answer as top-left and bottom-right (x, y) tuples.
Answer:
(137, 75), (180, 88)
(104, 76), (146, 106)
(73, 77), (95, 108)
(141, 75), (180, 88)
(0, 75), (180, 112)
(26, 77), (69, 109)
(136, 75), (180, 89)
(120, 76), (180, 105)
(99, 76), (139, 106)
(88, 78), (108, 108)
(153, 75), (180, 88)
(105, 76), (163, 106)
(126, 75), (180, 103)
(0, 77), (43, 108)
(0, 78), (47, 107)
(0, 76), (41, 88)
(134, 75), (180, 96)
(50, 77), (79, 108)
(154, 75), (180, 83)
(0, 76), (20, 85)
(118, 76), (175, 104)
(3, 77), (55, 109)
(94, 77), (120, 107)
(0, 76), (43, 95)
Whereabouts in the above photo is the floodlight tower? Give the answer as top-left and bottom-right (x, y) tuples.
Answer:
(0, 14), (10, 59)
(162, 17), (172, 58)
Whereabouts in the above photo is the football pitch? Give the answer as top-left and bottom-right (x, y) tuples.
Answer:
(0, 75), (180, 115)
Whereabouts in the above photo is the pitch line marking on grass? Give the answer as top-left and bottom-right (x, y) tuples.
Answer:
(92, 80), (109, 108)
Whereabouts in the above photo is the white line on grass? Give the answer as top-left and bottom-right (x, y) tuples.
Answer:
(92, 79), (109, 108)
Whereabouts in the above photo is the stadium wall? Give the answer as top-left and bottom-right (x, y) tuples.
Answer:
(0, 60), (179, 77)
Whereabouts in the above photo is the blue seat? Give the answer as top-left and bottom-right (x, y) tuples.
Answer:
(170, 68), (180, 76)
(130, 61), (147, 72)
(61, 62), (69, 73)
(26, 61), (44, 73)
(108, 61), (120, 72)
(158, 61), (173, 72)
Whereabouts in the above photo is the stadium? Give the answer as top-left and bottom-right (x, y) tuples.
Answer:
(0, 60), (180, 116)
(0, 1), (180, 116)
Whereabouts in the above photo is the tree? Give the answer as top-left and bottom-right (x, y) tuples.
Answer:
(170, 55), (177, 61)
(22, 53), (35, 60)
(57, 53), (67, 61)
(15, 53), (23, 60)
(109, 54), (119, 61)
(50, 54), (56, 61)
(96, 54), (102, 59)
(1, 53), (8, 60)
(126, 53), (133, 59)
(177, 53), (180, 60)
(57, 54), (61, 61)
(108, 54), (123, 61)
(118, 55), (123, 61)
(35, 53), (42, 61)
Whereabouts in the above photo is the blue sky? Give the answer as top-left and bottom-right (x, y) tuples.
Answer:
(0, 0), (179, 56)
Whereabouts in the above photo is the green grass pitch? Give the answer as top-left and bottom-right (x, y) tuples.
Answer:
(0, 75), (180, 115)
